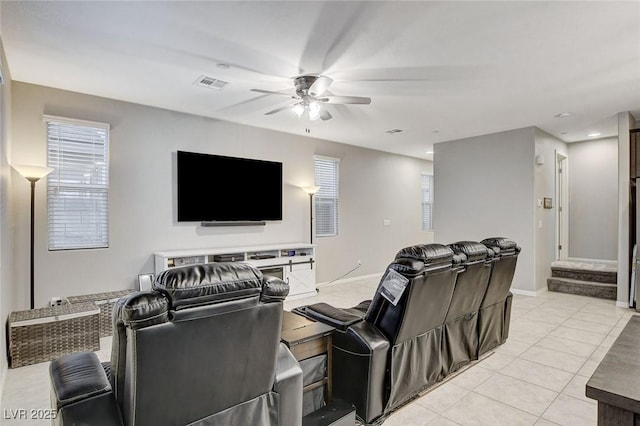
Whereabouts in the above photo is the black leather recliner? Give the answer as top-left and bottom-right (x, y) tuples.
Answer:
(441, 241), (493, 376)
(296, 244), (458, 424)
(477, 237), (521, 356)
(49, 263), (303, 426)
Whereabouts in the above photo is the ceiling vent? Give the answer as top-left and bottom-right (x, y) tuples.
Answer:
(194, 75), (229, 90)
(385, 129), (404, 135)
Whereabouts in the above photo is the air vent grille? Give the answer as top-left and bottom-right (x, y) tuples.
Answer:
(385, 129), (404, 135)
(194, 75), (229, 90)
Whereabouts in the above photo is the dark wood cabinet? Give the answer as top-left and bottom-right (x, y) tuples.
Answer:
(280, 311), (335, 405)
(586, 316), (640, 425)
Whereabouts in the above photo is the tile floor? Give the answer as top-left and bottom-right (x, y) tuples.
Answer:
(1, 275), (635, 425)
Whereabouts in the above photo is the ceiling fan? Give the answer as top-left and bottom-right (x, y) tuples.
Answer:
(250, 75), (371, 121)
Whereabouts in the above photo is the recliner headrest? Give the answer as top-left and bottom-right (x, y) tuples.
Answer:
(154, 263), (264, 310)
(395, 243), (453, 267)
(113, 291), (170, 329)
(481, 237), (521, 255)
(449, 241), (492, 263)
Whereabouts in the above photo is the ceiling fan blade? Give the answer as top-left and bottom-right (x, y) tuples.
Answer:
(309, 76), (334, 96)
(264, 105), (294, 116)
(319, 109), (333, 121)
(319, 96), (371, 105)
(250, 88), (295, 97)
(332, 65), (494, 82)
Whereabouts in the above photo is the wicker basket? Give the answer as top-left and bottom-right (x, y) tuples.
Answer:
(67, 289), (134, 337)
(8, 303), (100, 368)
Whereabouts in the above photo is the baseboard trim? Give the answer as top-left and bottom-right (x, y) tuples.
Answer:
(616, 301), (631, 308)
(511, 287), (548, 297)
(317, 272), (383, 288)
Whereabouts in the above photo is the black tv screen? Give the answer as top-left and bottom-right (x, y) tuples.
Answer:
(177, 151), (283, 222)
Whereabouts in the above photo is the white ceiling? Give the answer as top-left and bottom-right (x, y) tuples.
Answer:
(2, 1), (639, 159)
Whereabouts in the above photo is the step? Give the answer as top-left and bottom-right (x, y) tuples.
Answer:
(547, 277), (616, 300)
(551, 266), (617, 284)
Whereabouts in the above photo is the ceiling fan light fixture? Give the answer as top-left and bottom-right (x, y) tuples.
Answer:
(253, 74), (369, 122)
(308, 102), (321, 120)
(293, 104), (305, 118)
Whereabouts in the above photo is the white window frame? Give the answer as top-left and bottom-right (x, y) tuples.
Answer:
(314, 155), (340, 238)
(421, 173), (434, 231)
(44, 115), (110, 250)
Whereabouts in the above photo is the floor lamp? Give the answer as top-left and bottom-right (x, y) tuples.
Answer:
(13, 164), (54, 309)
(301, 186), (320, 244)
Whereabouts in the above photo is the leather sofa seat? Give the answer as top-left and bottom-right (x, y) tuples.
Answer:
(478, 237), (521, 356)
(293, 238), (520, 425)
(441, 241), (493, 376)
(49, 263), (303, 426)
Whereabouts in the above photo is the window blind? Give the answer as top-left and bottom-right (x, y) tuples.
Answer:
(46, 117), (110, 250)
(421, 173), (433, 231)
(314, 156), (340, 237)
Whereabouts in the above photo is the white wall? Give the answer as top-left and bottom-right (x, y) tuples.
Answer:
(568, 137), (618, 260)
(9, 82), (433, 308)
(534, 129), (568, 291)
(0, 35), (13, 400)
(433, 127), (536, 293)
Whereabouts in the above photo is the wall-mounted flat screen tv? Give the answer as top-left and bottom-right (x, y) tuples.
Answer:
(177, 150), (283, 222)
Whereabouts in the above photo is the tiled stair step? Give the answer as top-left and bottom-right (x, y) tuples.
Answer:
(551, 267), (617, 284)
(547, 277), (616, 300)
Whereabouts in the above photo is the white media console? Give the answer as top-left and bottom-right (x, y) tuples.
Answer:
(154, 243), (317, 300)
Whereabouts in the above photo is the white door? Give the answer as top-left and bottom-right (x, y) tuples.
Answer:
(286, 263), (317, 298)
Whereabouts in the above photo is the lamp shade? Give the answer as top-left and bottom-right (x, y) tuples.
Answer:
(13, 164), (54, 181)
(302, 185), (321, 195)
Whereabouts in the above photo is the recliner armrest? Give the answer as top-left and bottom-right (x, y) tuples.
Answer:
(273, 343), (303, 426)
(50, 352), (122, 426)
(261, 276), (290, 302)
(332, 321), (390, 424)
(293, 303), (364, 331)
(51, 352), (111, 408)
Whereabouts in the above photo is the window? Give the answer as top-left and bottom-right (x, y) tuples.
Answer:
(314, 156), (340, 237)
(421, 173), (433, 230)
(45, 116), (110, 250)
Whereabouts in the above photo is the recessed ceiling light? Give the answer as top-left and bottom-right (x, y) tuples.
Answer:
(588, 132), (601, 138)
(554, 112), (573, 118)
(217, 63), (230, 69)
(432, 130), (440, 134)
(560, 132), (568, 135)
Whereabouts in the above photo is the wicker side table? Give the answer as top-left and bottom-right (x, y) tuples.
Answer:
(67, 289), (134, 337)
(8, 302), (100, 368)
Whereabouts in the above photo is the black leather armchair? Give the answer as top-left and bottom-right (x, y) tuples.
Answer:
(49, 263), (303, 426)
(296, 243), (458, 424)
